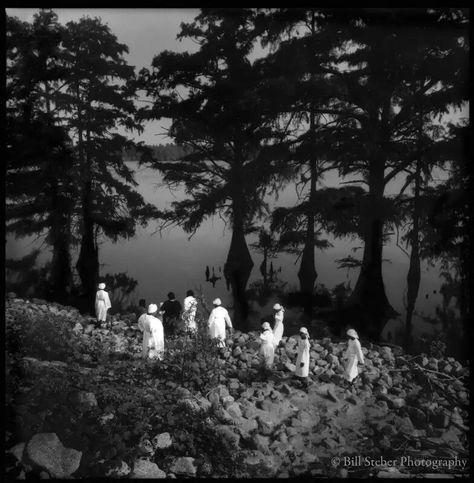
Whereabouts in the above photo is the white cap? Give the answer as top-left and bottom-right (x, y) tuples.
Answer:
(98, 283), (106, 290)
(148, 304), (158, 314)
(273, 303), (282, 311)
(213, 298), (222, 306)
(346, 328), (359, 339)
(299, 327), (309, 335)
(262, 322), (271, 330)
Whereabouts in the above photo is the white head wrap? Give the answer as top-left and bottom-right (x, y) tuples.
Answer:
(98, 283), (106, 290)
(346, 328), (359, 339)
(213, 298), (222, 306)
(261, 322), (271, 331)
(299, 327), (309, 335)
(273, 303), (283, 311)
(148, 304), (158, 314)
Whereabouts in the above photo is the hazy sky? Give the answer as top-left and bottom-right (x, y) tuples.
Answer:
(6, 8), (200, 144)
(7, 8), (468, 145)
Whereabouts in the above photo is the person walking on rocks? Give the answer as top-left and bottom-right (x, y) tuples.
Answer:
(138, 304), (165, 360)
(259, 322), (275, 375)
(272, 303), (285, 347)
(161, 292), (182, 336)
(183, 290), (198, 333)
(208, 298), (232, 348)
(295, 327), (310, 389)
(344, 328), (365, 384)
(95, 283), (111, 327)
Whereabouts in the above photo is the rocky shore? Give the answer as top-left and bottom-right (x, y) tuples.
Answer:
(5, 295), (470, 479)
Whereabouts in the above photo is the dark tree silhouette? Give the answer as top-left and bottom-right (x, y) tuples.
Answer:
(319, 8), (469, 337)
(6, 10), (76, 300)
(56, 16), (159, 309)
(138, 9), (292, 329)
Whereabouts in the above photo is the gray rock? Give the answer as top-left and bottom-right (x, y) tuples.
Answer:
(73, 391), (98, 411)
(214, 425), (240, 449)
(226, 402), (242, 420)
(236, 417), (259, 438)
(131, 459), (166, 478)
(233, 346), (242, 357)
(106, 460), (131, 477)
(169, 457), (197, 477)
(9, 442), (26, 462)
(406, 406), (427, 428)
(25, 433), (82, 478)
(251, 434), (271, 454)
(137, 439), (154, 456)
(152, 432), (172, 450)
(257, 414), (275, 436)
(241, 450), (278, 478)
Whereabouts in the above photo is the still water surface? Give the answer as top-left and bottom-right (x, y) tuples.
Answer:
(6, 162), (448, 338)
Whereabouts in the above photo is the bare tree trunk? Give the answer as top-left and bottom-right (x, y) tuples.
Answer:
(75, 98), (99, 312)
(44, 81), (73, 300)
(224, 166), (253, 331)
(405, 159), (421, 348)
(347, 154), (397, 338)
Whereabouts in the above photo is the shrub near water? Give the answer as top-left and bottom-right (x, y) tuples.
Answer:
(152, 323), (224, 393)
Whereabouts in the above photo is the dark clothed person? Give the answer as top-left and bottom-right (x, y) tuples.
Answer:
(161, 292), (182, 335)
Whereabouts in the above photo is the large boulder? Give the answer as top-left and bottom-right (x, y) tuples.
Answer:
(169, 457), (197, 477)
(25, 433), (82, 478)
(131, 459), (166, 478)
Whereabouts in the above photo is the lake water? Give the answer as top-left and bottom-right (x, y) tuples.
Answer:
(6, 161), (450, 339)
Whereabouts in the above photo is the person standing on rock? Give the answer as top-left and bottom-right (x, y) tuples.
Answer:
(161, 292), (182, 336)
(138, 304), (165, 360)
(183, 290), (198, 333)
(208, 298), (232, 348)
(344, 328), (365, 385)
(95, 283), (111, 327)
(294, 327), (311, 389)
(259, 322), (275, 375)
(272, 303), (285, 348)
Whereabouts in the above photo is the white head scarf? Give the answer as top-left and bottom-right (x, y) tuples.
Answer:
(148, 304), (158, 314)
(299, 327), (309, 335)
(213, 298), (222, 306)
(273, 303), (283, 311)
(346, 328), (359, 339)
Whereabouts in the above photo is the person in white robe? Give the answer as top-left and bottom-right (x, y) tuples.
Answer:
(138, 304), (165, 360)
(183, 290), (198, 333)
(344, 328), (365, 383)
(259, 322), (275, 371)
(208, 298), (232, 347)
(95, 283), (111, 325)
(295, 327), (310, 388)
(272, 303), (285, 347)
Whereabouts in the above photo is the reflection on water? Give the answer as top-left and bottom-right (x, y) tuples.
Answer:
(5, 161), (448, 338)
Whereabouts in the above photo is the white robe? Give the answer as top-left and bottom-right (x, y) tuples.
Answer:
(139, 314), (164, 359)
(208, 306), (232, 347)
(344, 338), (364, 382)
(273, 310), (284, 347)
(95, 289), (111, 322)
(183, 296), (198, 331)
(259, 329), (275, 369)
(295, 337), (310, 378)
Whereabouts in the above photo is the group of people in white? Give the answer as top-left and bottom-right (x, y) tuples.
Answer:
(95, 283), (365, 387)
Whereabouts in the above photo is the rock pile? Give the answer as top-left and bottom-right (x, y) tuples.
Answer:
(5, 296), (469, 478)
